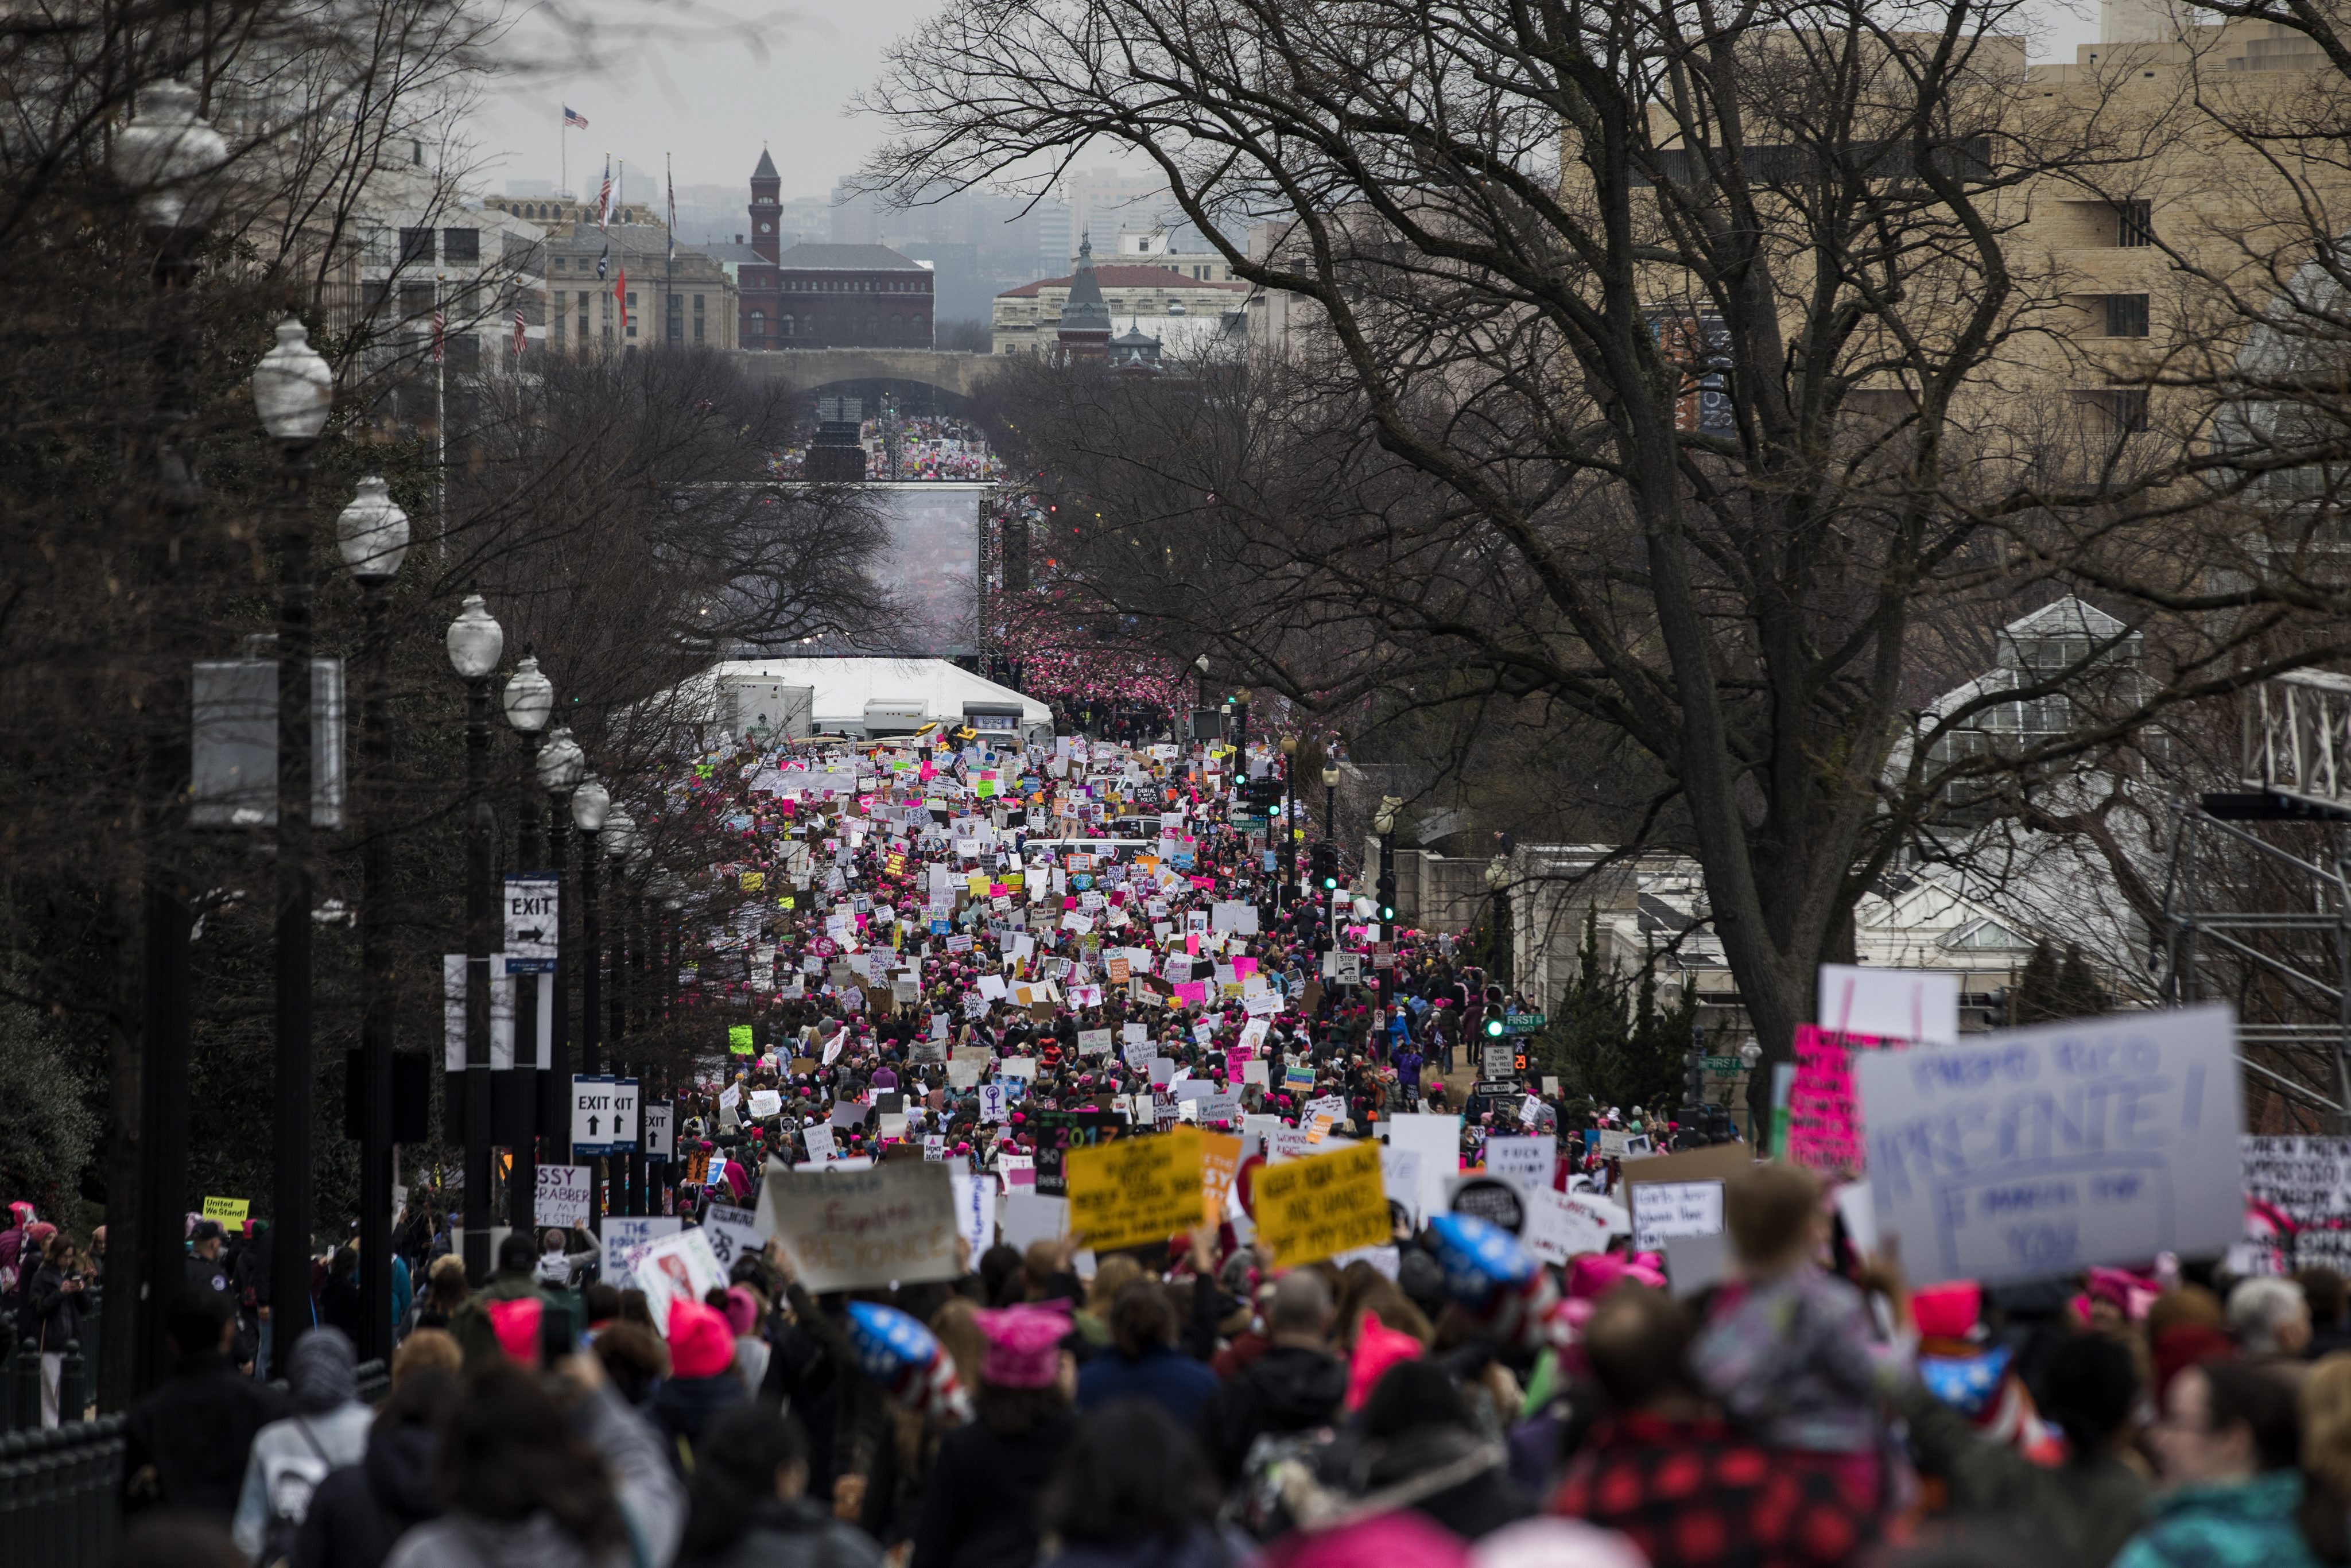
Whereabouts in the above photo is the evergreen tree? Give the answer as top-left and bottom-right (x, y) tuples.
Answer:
(2053, 944), (2112, 1020)
(2012, 941), (2064, 1023)
(1541, 911), (1697, 1111)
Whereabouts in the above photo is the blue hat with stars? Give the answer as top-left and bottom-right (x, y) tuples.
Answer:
(1920, 1345), (2012, 1419)
(845, 1300), (941, 1385)
(1425, 1213), (1535, 1302)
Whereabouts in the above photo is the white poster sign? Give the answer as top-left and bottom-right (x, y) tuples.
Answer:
(634, 1228), (728, 1334)
(755, 1157), (960, 1291)
(1817, 963), (1960, 1046)
(701, 1202), (765, 1272)
(1485, 1134), (1557, 1192)
(536, 1164), (592, 1228)
(1858, 1004), (2243, 1285)
(600, 1216), (682, 1288)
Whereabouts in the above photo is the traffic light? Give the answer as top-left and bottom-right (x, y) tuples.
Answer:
(1376, 869), (1396, 923)
(1312, 841), (1340, 892)
(1484, 1011), (1507, 1039)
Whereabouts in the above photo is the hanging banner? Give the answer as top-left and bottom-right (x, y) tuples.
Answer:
(503, 874), (559, 973)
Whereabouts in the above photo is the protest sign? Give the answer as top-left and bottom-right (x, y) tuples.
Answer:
(1785, 1026), (1894, 1173)
(1384, 1113), (1460, 1228)
(1523, 1189), (1632, 1266)
(1621, 1142), (1750, 1251)
(201, 1196), (249, 1224)
(701, 1203), (765, 1271)
(1068, 1127), (1206, 1252)
(1000, 1190), (1065, 1251)
(1857, 1004), (2243, 1285)
(1031, 1110), (1128, 1197)
(535, 1165), (592, 1228)
(2241, 1137), (2351, 1272)
(600, 1216), (682, 1288)
(634, 1229), (727, 1333)
(1198, 1132), (1243, 1223)
(1817, 963), (1958, 1046)
(755, 1157), (960, 1291)
(1254, 1141), (1391, 1268)
(1485, 1134), (1556, 1191)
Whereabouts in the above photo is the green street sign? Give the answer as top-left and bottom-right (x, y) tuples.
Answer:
(1504, 1012), (1547, 1034)
(1703, 1055), (1740, 1073)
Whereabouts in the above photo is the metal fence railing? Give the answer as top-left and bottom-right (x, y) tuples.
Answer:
(0, 1338), (389, 1568)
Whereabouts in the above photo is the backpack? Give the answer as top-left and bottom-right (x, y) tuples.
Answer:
(256, 1419), (334, 1568)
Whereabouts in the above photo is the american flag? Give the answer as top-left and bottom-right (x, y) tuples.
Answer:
(513, 309), (526, 356)
(595, 154), (613, 230)
(562, 106), (589, 129)
(432, 308), (445, 362)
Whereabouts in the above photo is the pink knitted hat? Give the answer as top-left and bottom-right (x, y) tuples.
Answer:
(971, 1302), (1070, 1388)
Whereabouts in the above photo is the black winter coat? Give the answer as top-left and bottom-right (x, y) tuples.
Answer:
(123, 1352), (291, 1520)
(292, 1423), (442, 1568)
(908, 1412), (1078, 1568)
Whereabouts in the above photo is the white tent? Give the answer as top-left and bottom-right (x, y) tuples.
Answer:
(684, 657), (1054, 745)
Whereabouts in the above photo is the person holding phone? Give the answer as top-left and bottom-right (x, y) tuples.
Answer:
(30, 1231), (89, 1426)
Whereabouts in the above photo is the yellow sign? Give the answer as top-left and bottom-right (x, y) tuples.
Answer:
(741, 871), (766, 891)
(1252, 1142), (1390, 1268)
(1066, 1127), (1205, 1253)
(201, 1196), (250, 1223)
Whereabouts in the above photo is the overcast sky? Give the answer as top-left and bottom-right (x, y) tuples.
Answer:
(467, 0), (2105, 204)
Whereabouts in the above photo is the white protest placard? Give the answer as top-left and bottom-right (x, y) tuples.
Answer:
(1485, 1134), (1556, 1192)
(1858, 1004), (2242, 1285)
(949, 1171), (992, 1258)
(1078, 1028), (1113, 1055)
(1817, 963), (1960, 1046)
(701, 1203), (765, 1272)
(802, 1123), (837, 1162)
(755, 1156), (960, 1291)
(1628, 1181), (1725, 1251)
(1523, 1189), (1632, 1266)
(748, 1089), (783, 1119)
(1000, 1190), (1068, 1251)
(1385, 1113), (1460, 1230)
(600, 1216), (682, 1288)
(1380, 1147), (1427, 1225)
(634, 1228), (728, 1333)
(536, 1165), (592, 1228)
(1211, 901), (1261, 935)
(2243, 1137), (2351, 1272)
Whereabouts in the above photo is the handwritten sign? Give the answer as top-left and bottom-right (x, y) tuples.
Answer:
(535, 1165), (592, 1228)
(1253, 1141), (1391, 1268)
(1858, 1005), (2242, 1286)
(1785, 1026), (1894, 1173)
(1485, 1134), (1556, 1191)
(755, 1157), (960, 1291)
(1067, 1127), (1205, 1252)
(2242, 1138), (2351, 1272)
(1523, 1189), (1631, 1265)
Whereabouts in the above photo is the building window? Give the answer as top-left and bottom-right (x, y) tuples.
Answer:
(693, 294), (704, 312)
(443, 227), (480, 263)
(554, 308), (564, 341)
(398, 227), (434, 263)
(360, 227), (393, 267)
(750, 311), (766, 343)
(2105, 293), (2150, 337)
(399, 282), (434, 324)
(694, 314), (704, 343)
(2116, 199), (2155, 247)
(782, 316), (794, 337)
(2077, 388), (2150, 433)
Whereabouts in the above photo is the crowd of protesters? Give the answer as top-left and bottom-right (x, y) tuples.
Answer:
(34, 720), (2349, 1568)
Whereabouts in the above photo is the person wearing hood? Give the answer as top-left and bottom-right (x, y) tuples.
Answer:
(1349, 1360), (1534, 1542)
(383, 1352), (684, 1568)
(292, 1365), (460, 1568)
(1197, 1270), (1348, 1488)
(233, 1326), (378, 1563)
(125, 1287), (291, 1522)
(676, 1403), (883, 1568)
(653, 1298), (752, 1475)
(910, 1302), (1080, 1568)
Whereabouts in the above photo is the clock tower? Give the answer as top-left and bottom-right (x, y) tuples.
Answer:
(749, 146), (781, 263)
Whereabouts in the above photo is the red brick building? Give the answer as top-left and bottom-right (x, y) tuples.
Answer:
(711, 150), (934, 350)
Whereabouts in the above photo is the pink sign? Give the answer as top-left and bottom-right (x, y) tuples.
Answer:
(1173, 981), (1209, 1007)
(1785, 1025), (1892, 1173)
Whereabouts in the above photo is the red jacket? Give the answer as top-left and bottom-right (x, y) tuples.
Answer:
(1553, 1412), (1879, 1568)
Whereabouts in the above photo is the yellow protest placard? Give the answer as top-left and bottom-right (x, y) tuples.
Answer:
(201, 1196), (250, 1223)
(1252, 1142), (1390, 1268)
(1066, 1127), (1205, 1253)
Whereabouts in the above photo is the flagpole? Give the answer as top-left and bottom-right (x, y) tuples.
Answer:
(434, 270), (448, 557)
(665, 153), (674, 349)
(560, 123), (567, 201)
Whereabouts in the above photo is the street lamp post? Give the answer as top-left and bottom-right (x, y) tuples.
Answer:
(1320, 760), (1340, 961)
(335, 476), (409, 1368)
(1372, 797), (1400, 1007)
(447, 594), (504, 1280)
(254, 317), (333, 1379)
(571, 779), (608, 1231)
(501, 654), (553, 1239)
(603, 809), (637, 1216)
(538, 729), (585, 1200)
(1278, 736), (1298, 911)
(117, 79), (224, 1404)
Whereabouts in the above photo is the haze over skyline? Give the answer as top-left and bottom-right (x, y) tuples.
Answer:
(468, 0), (2104, 207)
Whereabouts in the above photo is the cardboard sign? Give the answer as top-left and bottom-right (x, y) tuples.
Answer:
(535, 1165), (592, 1228)
(1858, 1005), (2243, 1285)
(1785, 1025), (1894, 1172)
(1817, 963), (1958, 1046)
(1067, 1127), (1206, 1252)
(1253, 1141), (1391, 1267)
(755, 1157), (960, 1292)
